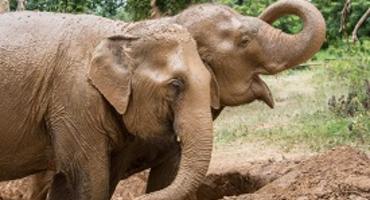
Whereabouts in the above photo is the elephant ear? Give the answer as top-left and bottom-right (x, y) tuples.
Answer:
(204, 63), (220, 109)
(88, 35), (137, 115)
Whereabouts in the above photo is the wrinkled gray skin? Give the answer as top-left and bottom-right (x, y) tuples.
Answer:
(0, 12), (218, 200)
(24, 0), (326, 199)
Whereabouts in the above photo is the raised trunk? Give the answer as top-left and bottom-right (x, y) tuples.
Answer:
(258, 0), (326, 74)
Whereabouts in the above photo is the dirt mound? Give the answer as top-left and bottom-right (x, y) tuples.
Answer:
(0, 159), (298, 200)
(192, 159), (300, 200)
(223, 146), (370, 200)
(1, 146), (369, 200)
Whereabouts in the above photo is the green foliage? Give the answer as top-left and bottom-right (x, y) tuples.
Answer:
(292, 111), (369, 151)
(323, 41), (370, 104)
(10, 0), (126, 18)
(311, 0), (370, 46)
(125, 0), (210, 21)
(124, 0), (151, 21)
(218, 0), (302, 34)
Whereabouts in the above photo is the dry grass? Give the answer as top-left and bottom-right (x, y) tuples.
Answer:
(214, 66), (369, 153)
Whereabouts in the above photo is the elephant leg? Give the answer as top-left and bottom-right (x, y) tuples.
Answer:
(46, 123), (110, 200)
(146, 152), (180, 193)
(47, 150), (110, 200)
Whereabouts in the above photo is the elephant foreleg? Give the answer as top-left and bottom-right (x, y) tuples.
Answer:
(46, 119), (110, 200)
(47, 145), (110, 200)
(146, 152), (180, 193)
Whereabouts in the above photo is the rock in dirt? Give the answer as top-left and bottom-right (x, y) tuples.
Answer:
(223, 146), (370, 200)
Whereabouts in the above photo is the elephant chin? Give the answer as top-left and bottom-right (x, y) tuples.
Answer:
(217, 76), (274, 108)
(250, 76), (274, 108)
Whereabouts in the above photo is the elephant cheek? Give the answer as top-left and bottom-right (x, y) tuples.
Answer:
(121, 115), (170, 140)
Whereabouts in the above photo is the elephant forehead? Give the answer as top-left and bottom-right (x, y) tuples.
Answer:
(136, 43), (209, 85)
(134, 41), (180, 65)
(216, 13), (242, 31)
(239, 16), (261, 34)
(135, 46), (186, 81)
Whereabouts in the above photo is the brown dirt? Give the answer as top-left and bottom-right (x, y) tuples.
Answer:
(222, 146), (370, 200)
(1, 146), (369, 200)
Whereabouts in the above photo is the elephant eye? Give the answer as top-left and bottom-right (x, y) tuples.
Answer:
(164, 78), (185, 101)
(170, 79), (184, 94)
(239, 35), (250, 48)
(165, 79), (185, 102)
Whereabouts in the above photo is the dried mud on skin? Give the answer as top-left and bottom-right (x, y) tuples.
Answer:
(1, 146), (369, 200)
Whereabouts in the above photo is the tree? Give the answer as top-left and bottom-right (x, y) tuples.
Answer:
(352, 8), (370, 43)
(16, 0), (25, 10)
(125, 0), (211, 21)
(150, 0), (161, 18)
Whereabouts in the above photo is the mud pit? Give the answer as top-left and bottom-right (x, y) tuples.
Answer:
(0, 146), (369, 200)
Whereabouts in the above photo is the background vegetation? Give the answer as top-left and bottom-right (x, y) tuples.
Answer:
(6, 0), (370, 151)
(9, 0), (369, 44)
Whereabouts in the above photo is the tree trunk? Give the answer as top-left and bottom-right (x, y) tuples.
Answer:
(150, 0), (161, 19)
(0, 0), (9, 13)
(17, 0), (26, 11)
(352, 8), (370, 43)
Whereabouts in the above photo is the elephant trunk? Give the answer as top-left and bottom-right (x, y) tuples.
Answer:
(137, 87), (213, 200)
(257, 0), (326, 75)
(170, 109), (213, 199)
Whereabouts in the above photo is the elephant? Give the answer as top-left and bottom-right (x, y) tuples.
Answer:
(140, 0), (326, 194)
(172, 0), (326, 109)
(0, 11), (219, 200)
(22, 0), (327, 199)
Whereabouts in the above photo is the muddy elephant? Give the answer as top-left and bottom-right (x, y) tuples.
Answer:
(25, 0), (326, 198)
(143, 0), (326, 194)
(172, 0), (326, 109)
(0, 11), (218, 200)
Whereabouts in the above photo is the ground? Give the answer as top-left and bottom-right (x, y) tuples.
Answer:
(1, 67), (369, 199)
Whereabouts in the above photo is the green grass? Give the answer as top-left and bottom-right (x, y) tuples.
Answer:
(214, 42), (370, 153)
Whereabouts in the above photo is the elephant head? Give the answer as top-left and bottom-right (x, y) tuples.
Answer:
(89, 22), (218, 199)
(174, 0), (326, 108)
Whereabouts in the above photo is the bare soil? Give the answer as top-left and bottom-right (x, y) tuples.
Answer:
(222, 146), (370, 200)
(1, 146), (369, 200)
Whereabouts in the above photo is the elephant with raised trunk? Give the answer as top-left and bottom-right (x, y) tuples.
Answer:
(173, 0), (326, 109)
(0, 11), (218, 200)
(144, 0), (326, 193)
